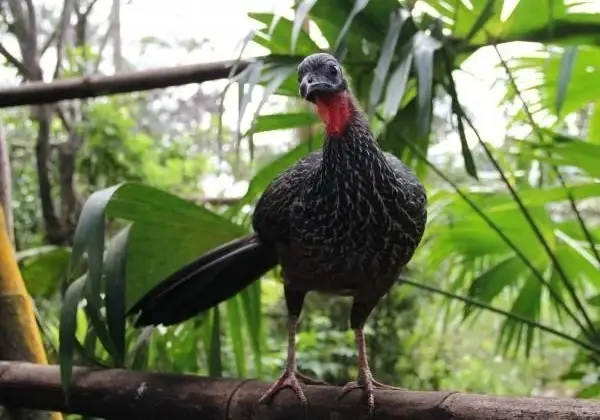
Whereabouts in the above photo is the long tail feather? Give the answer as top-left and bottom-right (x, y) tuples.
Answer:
(127, 234), (277, 327)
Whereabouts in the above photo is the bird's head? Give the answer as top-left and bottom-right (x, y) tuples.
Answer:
(297, 53), (352, 136)
(297, 52), (348, 103)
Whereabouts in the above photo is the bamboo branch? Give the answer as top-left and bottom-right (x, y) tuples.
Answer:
(1, 362), (599, 420)
(0, 123), (13, 244)
(0, 59), (252, 108)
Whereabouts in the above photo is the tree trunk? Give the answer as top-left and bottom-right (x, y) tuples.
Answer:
(33, 106), (65, 245)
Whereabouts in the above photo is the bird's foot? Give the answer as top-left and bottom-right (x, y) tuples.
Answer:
(259, 369), (321, 406)
(339, 375), (406, 415)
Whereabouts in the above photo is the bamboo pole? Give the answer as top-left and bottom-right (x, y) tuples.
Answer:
(1, 361), (599, 420)
(0, 210), (62, 420)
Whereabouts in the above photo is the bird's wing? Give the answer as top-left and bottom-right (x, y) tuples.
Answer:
(252, 150), (323, 245)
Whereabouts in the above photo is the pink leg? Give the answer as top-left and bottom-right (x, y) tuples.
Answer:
(339, 328), (406, 415)
(258, 316), (326, 406)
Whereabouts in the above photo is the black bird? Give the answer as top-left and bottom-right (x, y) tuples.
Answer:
(127, 52), (428, 415)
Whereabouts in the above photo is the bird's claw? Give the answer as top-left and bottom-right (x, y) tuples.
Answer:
(339, 377), (405, 416)
(258, 369), (309, 406)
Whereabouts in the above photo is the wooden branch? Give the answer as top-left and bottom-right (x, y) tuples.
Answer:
(1, 362), (600, 420)
(0, 42), (30, 78)
(0, 59), (252, 108)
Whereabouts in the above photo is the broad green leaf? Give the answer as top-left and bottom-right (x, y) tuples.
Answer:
(70, 184), (121, 304)
(332, 0), (370, 55)
(59, 276), (86, 396)
(369, 8), (409, 116)
(291, 0), (318, 53)
(248, 112), (319, 135)
(101, 183), (244, 309)
(556, 46), (578, 116)
(382, 49), (413, 119)
(103, 225), (131, 367)
(412, 31), (442, 138)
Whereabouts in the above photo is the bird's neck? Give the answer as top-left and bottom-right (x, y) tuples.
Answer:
(316, 93), (384, 182)
(315, 92), (353, 137)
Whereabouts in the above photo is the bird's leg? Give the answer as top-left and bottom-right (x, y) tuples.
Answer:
(258, 289), (325, 406)
(339, 300), (405, 415)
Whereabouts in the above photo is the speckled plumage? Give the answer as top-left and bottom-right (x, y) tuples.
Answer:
(252, 95), (427, 305)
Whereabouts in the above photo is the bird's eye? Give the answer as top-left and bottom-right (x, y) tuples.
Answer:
(329, 65), (339, 76)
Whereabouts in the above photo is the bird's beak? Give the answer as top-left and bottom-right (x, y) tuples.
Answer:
(300, 72), (337, 103)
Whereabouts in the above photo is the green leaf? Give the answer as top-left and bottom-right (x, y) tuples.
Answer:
(208, 307), (222, 377)
(103, 225), (131, 367)
(237, 61), (264, 140)
(102, 183), (244, 309)
(412, 31), (442, 138)
(528, 133), (600, 177)
(333, 0), (370, 54)
(382, 50), (413, 119)
(248, 112), (319, 135)
(19, 246), (71, 298)
(464, 255), (524, 318)
(556, 46), (578, 116)
(369, 8), (409, 116)
(247, 65), (297, 138)
(227, 295), (246, 377)
(291, 0), (318, 53)
(248, 13), (320, 54)
(463, 0), (496, 42)
(445, 55), (478, 179)
(70, 184), (121, 304)
(241, 281), (263, 378)
(499, 269), (543, 358)
(577, 382), (600, 399)
(59, 276), (87, 397)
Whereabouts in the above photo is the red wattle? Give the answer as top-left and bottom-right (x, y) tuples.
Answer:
(315, 93), (352, 136)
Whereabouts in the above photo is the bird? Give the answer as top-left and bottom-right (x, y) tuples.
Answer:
(127, 52), (428, 415)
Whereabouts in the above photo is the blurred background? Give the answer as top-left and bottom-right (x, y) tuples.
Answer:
(1, 0), (600, 415)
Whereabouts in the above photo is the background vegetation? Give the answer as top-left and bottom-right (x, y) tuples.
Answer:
(1, 1), (600, 417)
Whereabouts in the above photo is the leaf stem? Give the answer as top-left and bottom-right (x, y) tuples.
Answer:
(400, 277), (600, 356)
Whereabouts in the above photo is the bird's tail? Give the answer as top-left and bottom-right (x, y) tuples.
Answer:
(127, 233), (277, 327)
